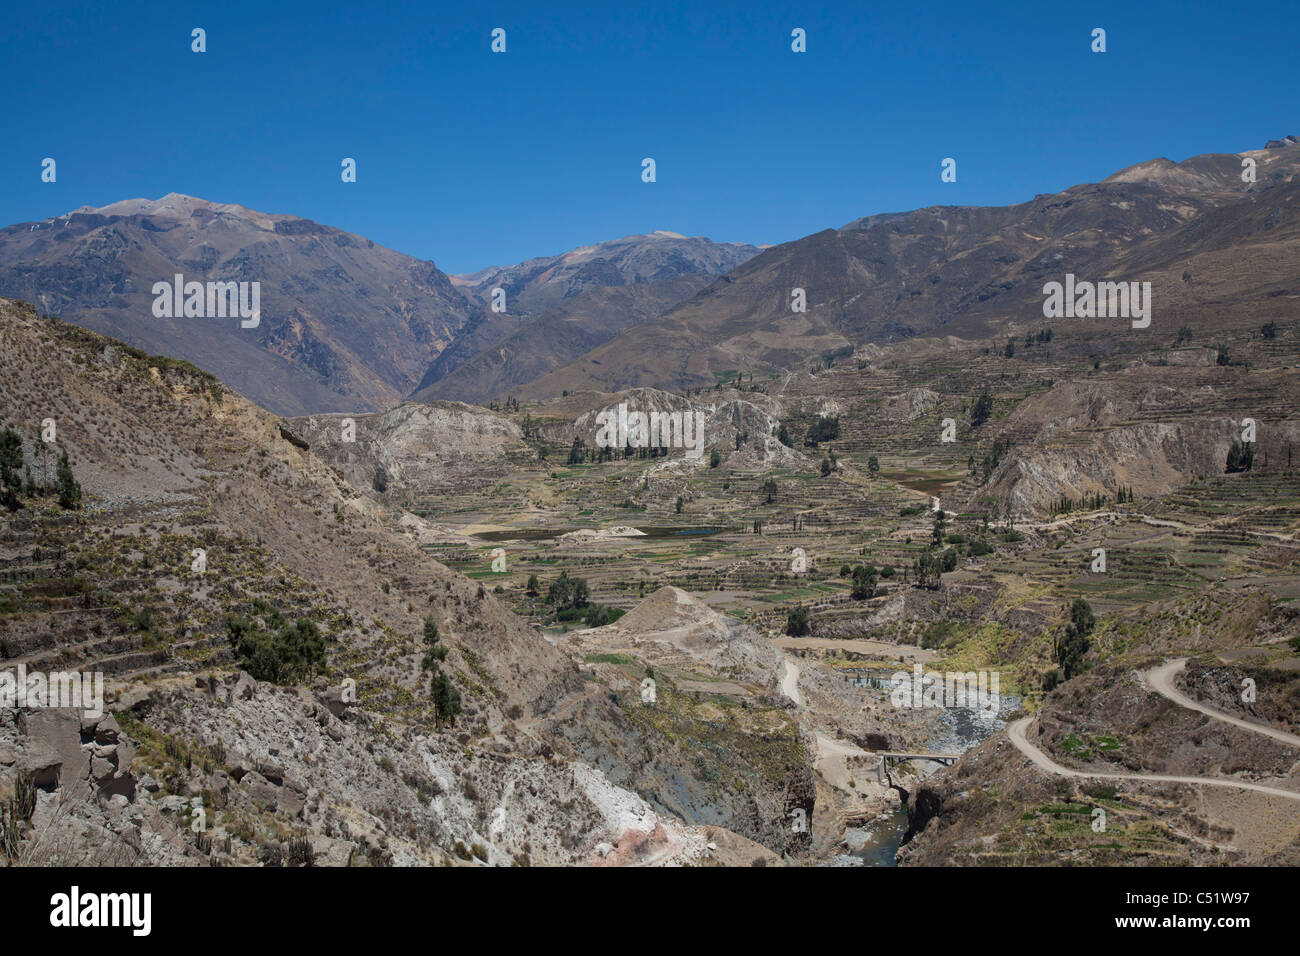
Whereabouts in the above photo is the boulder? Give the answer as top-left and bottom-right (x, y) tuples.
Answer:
(233, 672), (257, 701)
(93, 715), (123, 745)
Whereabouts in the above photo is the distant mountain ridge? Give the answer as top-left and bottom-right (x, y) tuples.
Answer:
(3, 139), (1297, 412)
(451, 230), (762, 312)
(0, 193), (475, 415)
(0, 203), (759, 414)
(512, 139), (1300, 399)
(410, 231), (762, 402)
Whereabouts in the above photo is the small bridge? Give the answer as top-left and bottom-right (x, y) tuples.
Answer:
(867, 751), (962, 788)
(876, 751), (961, 765)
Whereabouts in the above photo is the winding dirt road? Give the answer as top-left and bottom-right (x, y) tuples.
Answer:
(780, 657), (805, 708)
(1008, 658), (1300, 803)
(1145, 658), (1300, 748)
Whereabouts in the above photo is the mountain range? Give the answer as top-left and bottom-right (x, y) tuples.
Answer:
(1, 138), (1297, 414)
(516, 139), (1300, 397)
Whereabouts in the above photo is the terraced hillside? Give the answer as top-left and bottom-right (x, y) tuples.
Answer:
(296, 279), (1300, 862)
(0, 298), (827, 867)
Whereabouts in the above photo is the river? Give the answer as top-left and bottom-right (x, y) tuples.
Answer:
(828, 696), (1018, 866)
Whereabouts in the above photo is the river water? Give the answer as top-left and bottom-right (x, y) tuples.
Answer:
(830, 696), (1019, 866)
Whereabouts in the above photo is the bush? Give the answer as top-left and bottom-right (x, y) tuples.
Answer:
(850, 565), (876, 600)
(970, 392), (994, 428)
(583, 604), (625, 627)
(786, 605), (811, 636)
(805, 415), (839, 446)
(286, 834), (315, 867)
(431, 668), (462, 728)
(1226, 440), (1254, 473)
(227, 614), (326, 684)
(546, 571), (589, 611)
(56, 451), (81, 510)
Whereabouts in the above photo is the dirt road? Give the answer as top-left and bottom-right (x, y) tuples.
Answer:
(1145, 658), (1300, 748)
(1007, 658), (1300, 802)
(780, 657), (805, 707)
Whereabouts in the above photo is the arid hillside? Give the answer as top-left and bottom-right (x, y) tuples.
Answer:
(0, 298), (812, 866)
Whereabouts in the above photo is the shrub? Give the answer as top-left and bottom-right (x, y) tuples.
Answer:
(850, 565), (876, 600)
(546, 571), (589, 611)
(227, 614), (326, 684)
(1226, 440), (1254, 473)
(286, 835), (315, 867)
(786, 605), (811, 637)
(805, 415), (839, 446)
(583, 604), (624, 627)
(431, 668), (462, 728)
(56, 451), (81, 509)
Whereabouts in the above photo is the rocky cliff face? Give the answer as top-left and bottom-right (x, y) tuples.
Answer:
(968, 375), (1300, 515)
(290, 401), (534, 496)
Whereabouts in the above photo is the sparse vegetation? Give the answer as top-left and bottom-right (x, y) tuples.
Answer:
(226, 611), (327, 684)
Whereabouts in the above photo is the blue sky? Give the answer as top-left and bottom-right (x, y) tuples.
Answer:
(3, 0), (1296, 274)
